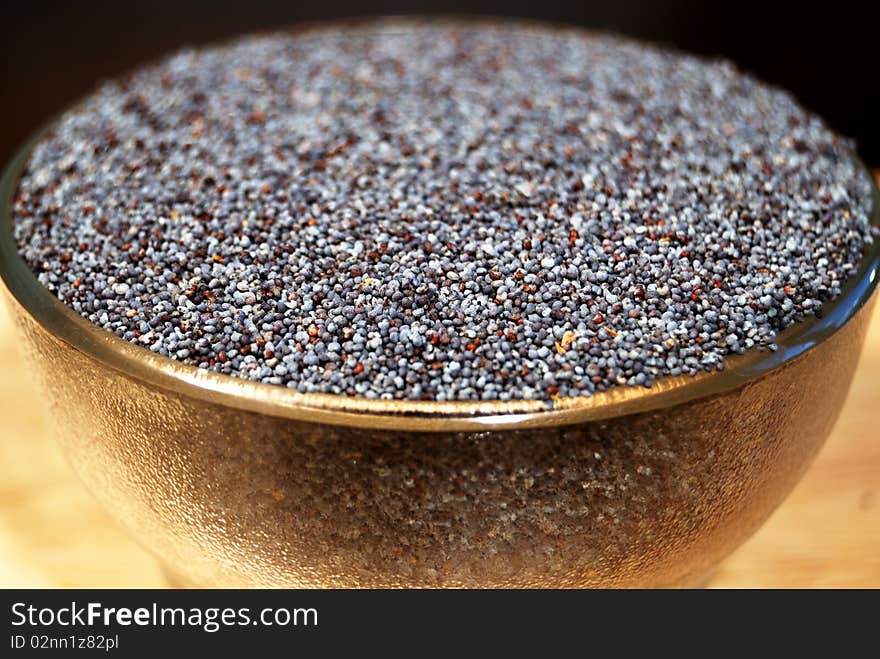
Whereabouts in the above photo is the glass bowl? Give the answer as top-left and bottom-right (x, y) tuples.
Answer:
(1, 124), (878, 587)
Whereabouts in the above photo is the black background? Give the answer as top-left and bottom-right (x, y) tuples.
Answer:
(0, 0), (875, 166)
(2, 589), (876, 654)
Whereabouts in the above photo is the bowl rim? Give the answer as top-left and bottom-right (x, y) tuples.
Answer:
(1, 45), (878, 432)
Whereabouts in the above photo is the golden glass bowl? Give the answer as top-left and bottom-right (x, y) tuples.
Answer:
(1, 129), (878, 587)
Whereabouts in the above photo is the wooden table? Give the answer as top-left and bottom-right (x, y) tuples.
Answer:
(1, 281), (877, 588)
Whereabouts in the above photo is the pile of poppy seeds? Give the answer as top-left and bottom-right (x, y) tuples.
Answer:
(12, 21), (877, 403)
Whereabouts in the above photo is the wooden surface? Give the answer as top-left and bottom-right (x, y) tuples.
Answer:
(0, 289), (877, 588)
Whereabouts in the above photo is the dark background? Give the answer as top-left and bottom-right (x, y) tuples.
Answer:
(1, 1), (875, 164)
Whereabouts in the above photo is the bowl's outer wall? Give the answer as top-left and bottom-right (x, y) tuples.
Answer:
(3, 285), (874, 587)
